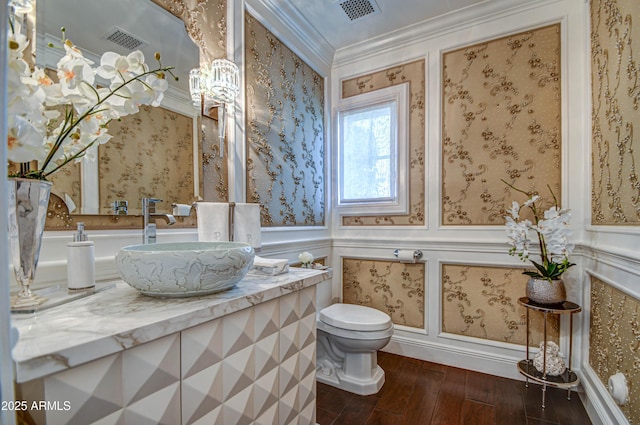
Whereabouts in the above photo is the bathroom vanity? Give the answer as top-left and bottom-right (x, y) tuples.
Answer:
(11, 268), (330, 425)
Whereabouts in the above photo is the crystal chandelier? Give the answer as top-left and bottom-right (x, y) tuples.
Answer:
(189, 59), (240, 157)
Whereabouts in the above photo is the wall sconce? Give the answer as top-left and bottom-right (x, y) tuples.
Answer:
(189, 59), (240, 157)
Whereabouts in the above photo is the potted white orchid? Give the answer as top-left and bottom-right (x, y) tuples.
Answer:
(503, 181), (575, 304)
(6, 20), (175, 310)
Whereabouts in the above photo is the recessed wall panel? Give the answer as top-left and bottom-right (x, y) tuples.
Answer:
(590, 277), (640, 424)
(342, 258), (425, 328)
(442, 25), (562, 225)
(442, 264), (559, 345)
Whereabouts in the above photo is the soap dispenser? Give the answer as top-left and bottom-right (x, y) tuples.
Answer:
(67, 222), (95, 290)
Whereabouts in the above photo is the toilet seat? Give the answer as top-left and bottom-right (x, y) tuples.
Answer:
(319, 303), (392, 331)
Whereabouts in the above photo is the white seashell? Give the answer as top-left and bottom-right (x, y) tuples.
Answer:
(533, 341), (566, 376)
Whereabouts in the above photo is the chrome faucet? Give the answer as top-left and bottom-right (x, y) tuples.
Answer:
(142, 198), (176, 244)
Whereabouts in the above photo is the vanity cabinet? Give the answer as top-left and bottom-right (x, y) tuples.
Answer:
(17, 334), (182, 425)
(180, 288), (317, 424)
(13, 270), (327, 425)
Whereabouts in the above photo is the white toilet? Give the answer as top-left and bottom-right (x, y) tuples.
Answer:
(316, 303), (394, 395)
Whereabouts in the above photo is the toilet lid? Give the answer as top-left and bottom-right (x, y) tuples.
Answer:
(319, 304), (392, 331)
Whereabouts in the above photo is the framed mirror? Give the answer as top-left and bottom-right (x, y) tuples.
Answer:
(34, 0), (227, 230)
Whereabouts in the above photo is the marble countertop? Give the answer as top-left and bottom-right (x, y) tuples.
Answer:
(11, 267), (331, 383)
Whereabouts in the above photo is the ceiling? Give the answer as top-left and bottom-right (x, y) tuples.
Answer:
(38, 0), (493, 92)
(284, 0), (489, 51)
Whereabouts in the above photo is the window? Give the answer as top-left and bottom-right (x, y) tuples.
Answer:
(336, 83), (409, 215)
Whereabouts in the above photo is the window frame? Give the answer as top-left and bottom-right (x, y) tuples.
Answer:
(335, 83), (409, 215)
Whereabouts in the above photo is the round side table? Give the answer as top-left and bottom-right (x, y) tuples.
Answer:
(517, 297), (582, 409)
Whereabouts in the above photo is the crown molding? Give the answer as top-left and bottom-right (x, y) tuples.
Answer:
(333, 0), (560, 67)
(244, 0), (334, 75)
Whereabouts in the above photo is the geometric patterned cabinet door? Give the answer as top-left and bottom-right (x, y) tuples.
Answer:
(16, 286), (317, 425)
(181, 286), (317, 425)
(17, 333), (180, 425)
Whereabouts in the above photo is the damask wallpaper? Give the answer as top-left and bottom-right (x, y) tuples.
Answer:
(442, 264), (558, 345)
(590, 277), (640, 423)
(201, 114), (228, 202)
(244, 13), (326, 227)
(340, 60), (425, 226)
(442, 25), (562, 225)
(342, 258), (424, 328)
(98, 105), (196, 214)
(151, 0), (226, 64)
(591, 0), (640, 224)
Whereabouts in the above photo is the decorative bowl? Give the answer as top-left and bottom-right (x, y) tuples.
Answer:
(115, 242), (255, 297)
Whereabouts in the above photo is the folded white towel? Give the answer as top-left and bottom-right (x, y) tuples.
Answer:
(233, 203), (262, 249)
(196, 202), (229, 242)
(251, 255), (289, 275)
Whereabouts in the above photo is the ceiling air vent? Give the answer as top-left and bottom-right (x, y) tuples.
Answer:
(336, 0), (380, 21)
(102, 26), (148, 50)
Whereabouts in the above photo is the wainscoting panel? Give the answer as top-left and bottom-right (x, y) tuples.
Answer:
(442, 24), (562, 225)
(589, 276), (640, 424)
(342, 258), (425, 328)
(441, 264), (559, 346)
(591, 0), (640, 224)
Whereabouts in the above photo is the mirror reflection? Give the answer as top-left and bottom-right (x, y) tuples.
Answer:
(36, 0), (200, 216)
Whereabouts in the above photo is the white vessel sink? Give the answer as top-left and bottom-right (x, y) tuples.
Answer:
(115, 242), (255, 297)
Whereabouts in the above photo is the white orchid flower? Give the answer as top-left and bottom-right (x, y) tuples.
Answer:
(7, 32), (29, 60)
(522, 195), (540, 208)
(7, 115), (48, 163)
(507, 201), (520, 219)
(503, 186), (574, 280)
(143, 73), (168, 106)
(29, 68), (65, 105)
(97, 50), (147, 82)
(57, 57), (95, 99)
(7, 29), (172, 179)
(7, 57), (31, 96)
(73, 129), (112, 160)
(105, 84), (141, 115)
(543, 206), (560, 219)
(59, 40), (91, 63)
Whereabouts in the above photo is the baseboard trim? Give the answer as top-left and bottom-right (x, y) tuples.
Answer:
(383, 334), (524, 381)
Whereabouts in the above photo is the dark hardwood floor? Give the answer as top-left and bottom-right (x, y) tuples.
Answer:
(316, 352), (592, 425)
